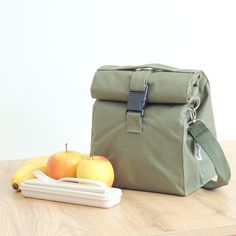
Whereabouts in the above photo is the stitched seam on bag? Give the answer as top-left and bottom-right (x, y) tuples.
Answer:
(186, 73), (200, 101)
(182, 111), (187, 195)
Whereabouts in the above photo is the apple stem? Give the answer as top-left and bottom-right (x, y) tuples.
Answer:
(65, 143), (68, 153)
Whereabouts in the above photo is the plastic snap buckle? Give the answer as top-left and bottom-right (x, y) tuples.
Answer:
(127, 85), (149, 117)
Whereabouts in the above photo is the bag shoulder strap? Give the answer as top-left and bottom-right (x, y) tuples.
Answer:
(188, 120), (231, 190)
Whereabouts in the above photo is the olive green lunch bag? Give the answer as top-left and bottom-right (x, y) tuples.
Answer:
(90, 64), (231, 196)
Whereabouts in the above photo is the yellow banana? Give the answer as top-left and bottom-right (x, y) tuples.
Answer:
(22, 155), (49, 166)
(12, 159), (48, 191)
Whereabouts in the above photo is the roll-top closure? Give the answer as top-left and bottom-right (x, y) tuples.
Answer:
(91, 65), (203, 104)
(98, 64), (200, 73)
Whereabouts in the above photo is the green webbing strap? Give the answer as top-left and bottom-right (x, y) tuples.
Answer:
(130, 70), (149, 91)
(188, 120), (231, 190)
(126, 70), (150, 133)
(126, 112), (142, 133)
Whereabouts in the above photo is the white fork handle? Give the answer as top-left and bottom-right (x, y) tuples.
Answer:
(58, 177), (108, 188)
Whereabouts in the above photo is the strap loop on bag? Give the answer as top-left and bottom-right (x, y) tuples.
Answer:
(126, 70), (152, 133)
(126, 112), (142, 133)
(188, 120), (231, 190)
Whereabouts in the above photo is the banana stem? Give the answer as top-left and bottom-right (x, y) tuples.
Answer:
(65, 143), (68, 153)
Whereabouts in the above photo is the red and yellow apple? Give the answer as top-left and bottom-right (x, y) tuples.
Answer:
(76, 156), (114, 187)
(47, 144), (84, 179)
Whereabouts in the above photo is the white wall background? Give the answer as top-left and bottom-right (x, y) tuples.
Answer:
(0, 0), (235, 160)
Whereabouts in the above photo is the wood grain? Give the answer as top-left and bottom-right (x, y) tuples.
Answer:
(0, 141), (236, 236)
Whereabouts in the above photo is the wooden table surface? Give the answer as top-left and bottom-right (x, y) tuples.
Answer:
(1, 141), (236, 236)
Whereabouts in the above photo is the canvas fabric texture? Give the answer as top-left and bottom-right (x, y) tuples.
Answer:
(90, 64), (231, 196)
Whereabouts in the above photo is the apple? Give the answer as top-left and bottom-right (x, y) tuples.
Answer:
(76, 156), (114, 187)
(47, 144), (84, 179)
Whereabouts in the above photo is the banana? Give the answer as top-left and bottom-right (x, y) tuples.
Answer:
(22, 155), (49, 167)
(12, 159), (48, 191)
